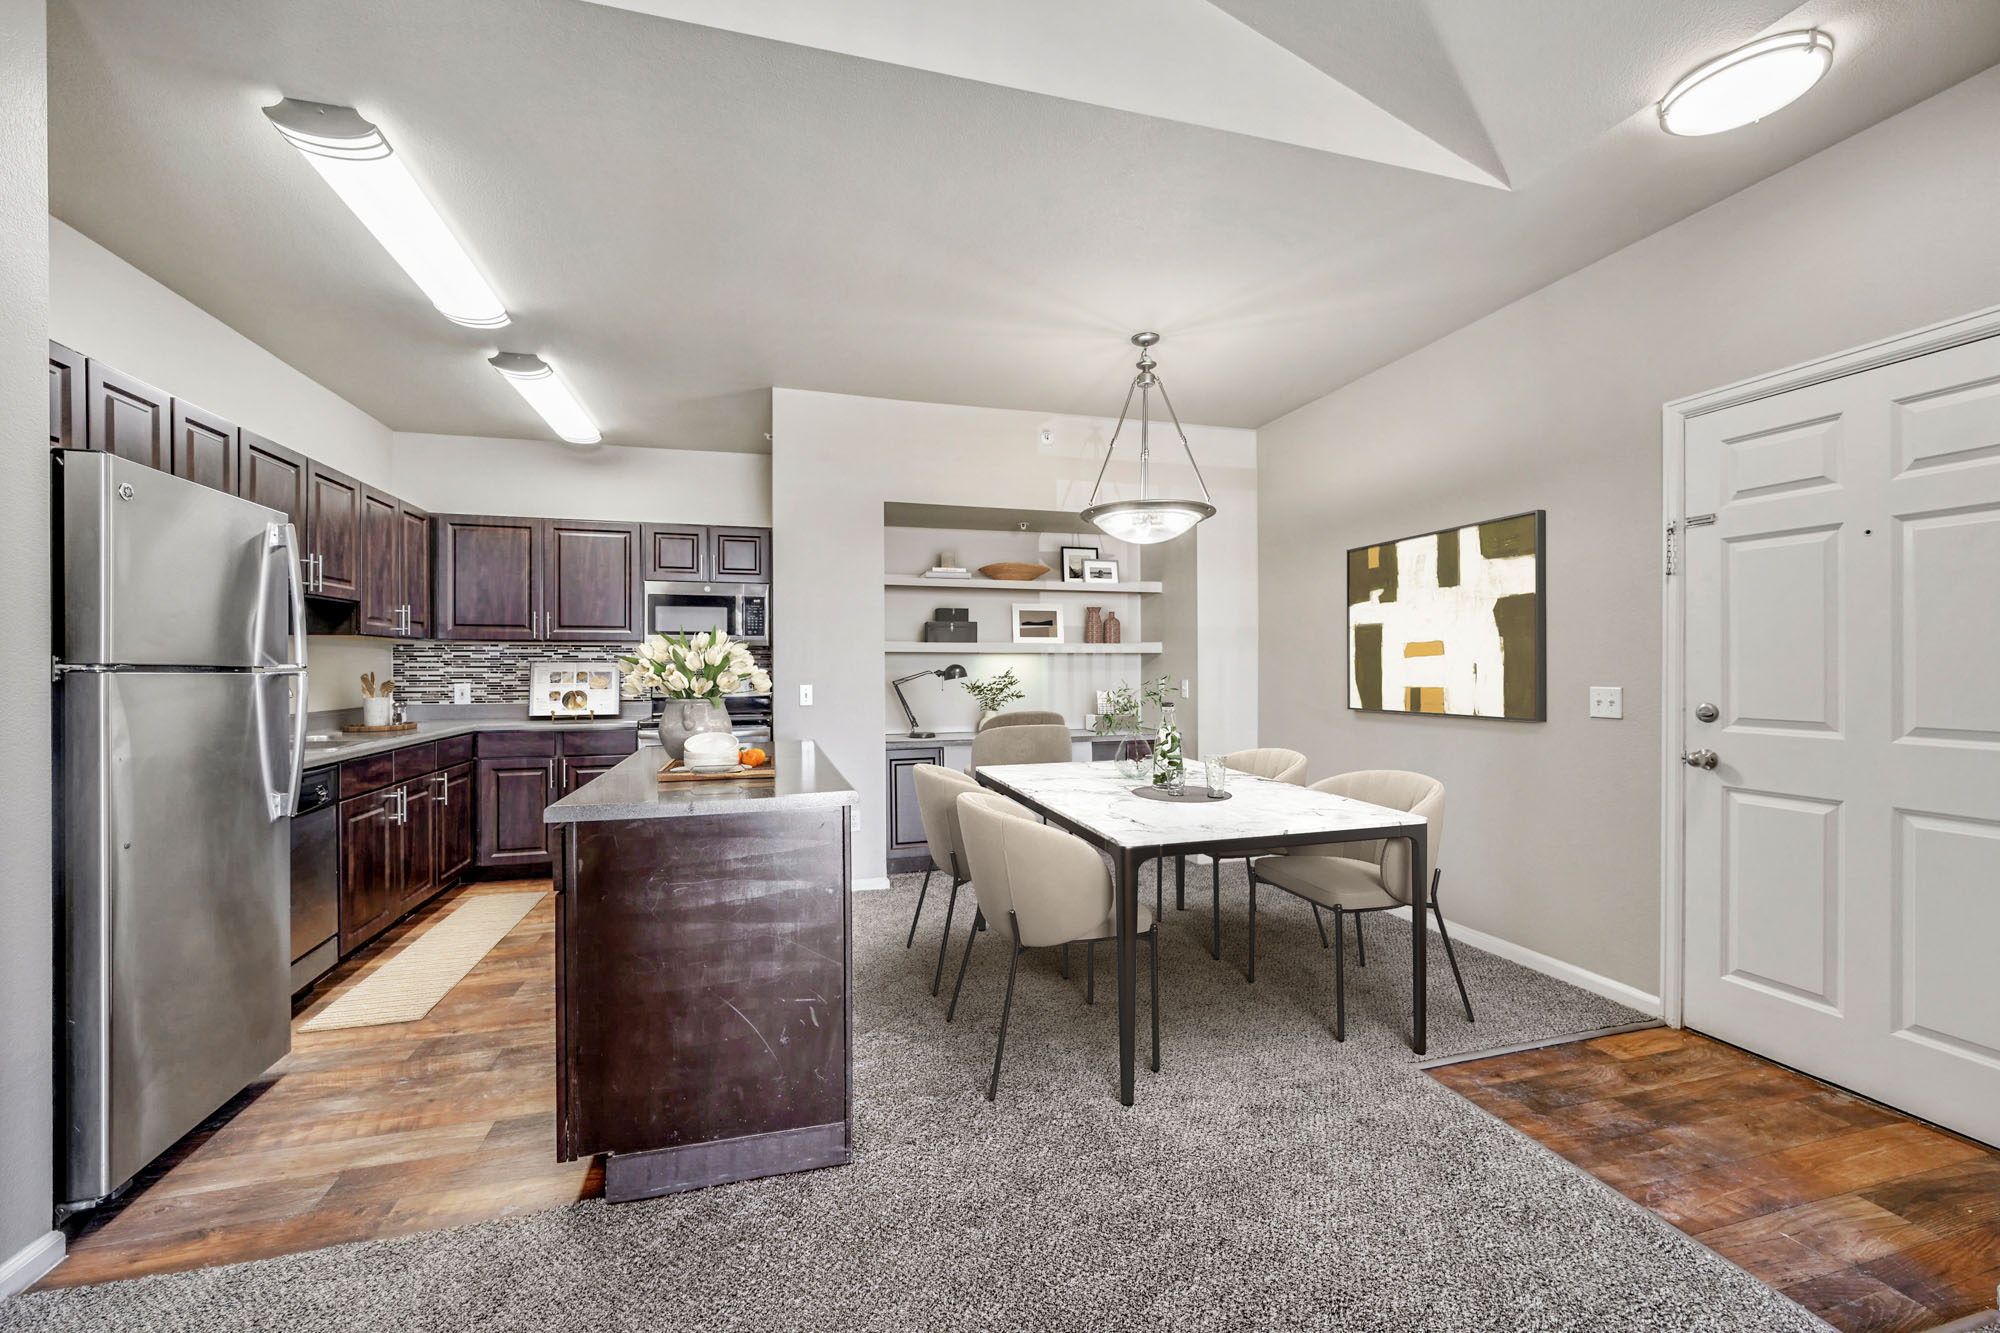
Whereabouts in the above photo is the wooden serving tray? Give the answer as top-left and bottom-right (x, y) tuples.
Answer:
(658, 759), (778, 784)
(341, 721), (419, 734)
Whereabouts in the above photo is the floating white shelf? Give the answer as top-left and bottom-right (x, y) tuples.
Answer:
(884, 641), (1162, 655)
(884, 575), (1162, 594)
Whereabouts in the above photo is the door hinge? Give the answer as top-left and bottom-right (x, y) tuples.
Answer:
(1665, 522), (1677, 577)
(1666, 514), (1716, 577)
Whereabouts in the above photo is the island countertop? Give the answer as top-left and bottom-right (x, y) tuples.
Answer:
(544, 739), (856, 823)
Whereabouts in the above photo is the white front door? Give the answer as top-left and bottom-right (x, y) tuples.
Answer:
(1682, 333), (2000, 1147)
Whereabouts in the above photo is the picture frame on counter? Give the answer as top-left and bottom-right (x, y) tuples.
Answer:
(1059, 545), (1099, 582)
(1081, 558), (1119, 584)
(1012, 603), (1064, 643)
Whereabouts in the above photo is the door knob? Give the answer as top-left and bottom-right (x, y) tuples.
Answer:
(1683, 749), (1719, 770)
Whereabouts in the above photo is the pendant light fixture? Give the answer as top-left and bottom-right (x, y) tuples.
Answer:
(1079, 333), (1216, 545)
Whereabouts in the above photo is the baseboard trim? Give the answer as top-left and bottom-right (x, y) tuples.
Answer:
(1416, 1021), (1666, 1070)
(0, 1230), (64, 1298)
(853, 876), (891, 893)
(1385, 906), (1663, 1018)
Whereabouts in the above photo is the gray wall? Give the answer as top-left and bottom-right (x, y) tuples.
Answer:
(1257, 66), (2000, 995)
(0, 0), (53, 1275)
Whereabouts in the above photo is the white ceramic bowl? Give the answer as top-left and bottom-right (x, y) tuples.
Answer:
(681, 731), (741, 773)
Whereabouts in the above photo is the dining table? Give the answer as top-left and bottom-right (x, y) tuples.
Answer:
(974, 760), (1432, 1105)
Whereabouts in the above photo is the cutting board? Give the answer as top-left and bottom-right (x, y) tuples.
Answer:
(657, 759), (778, 784)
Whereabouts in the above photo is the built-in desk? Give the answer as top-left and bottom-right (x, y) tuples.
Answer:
(544, 740), (856, 1201)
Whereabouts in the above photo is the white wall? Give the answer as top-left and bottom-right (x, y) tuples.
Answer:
(1257, 65), (2000, 997)
(773, 388), (1257, 884)
(0, 0), (55, 1291)
(391, 432), (771, 525)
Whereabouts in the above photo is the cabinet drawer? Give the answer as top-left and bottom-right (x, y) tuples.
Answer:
(477, 730), (559, 758)
(436, 734), (475, 768)
(393, 743), (440, 781)
(339, 752), (396, 798)
(560, 726), (638, 758)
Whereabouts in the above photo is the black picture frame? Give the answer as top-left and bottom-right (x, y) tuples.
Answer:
(1344, 509), (1546, 722)
(1059, 545), (1099, 582)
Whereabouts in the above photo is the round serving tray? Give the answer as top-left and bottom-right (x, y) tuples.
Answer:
(1130, 786), (1231, 803)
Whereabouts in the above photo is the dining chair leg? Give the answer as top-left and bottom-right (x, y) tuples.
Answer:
(1086, 940), (1095, 1005)
(1175, 855), (1185, 911)
(1246, 870), (1258, 984)
(1211, 856), (1221, 961)
(906, 867), (934, 947)
(1061, 942), (1070, 980)
(932, 877), (963, 996)
(1148, 924), (1160, 1073)
(1355, 913), (1367, 967)
(1333, 905), (1346, 1042)
(1312, 903), (1329, 949)
(947, 909), (982, 1022)
(987, 915), (1024, 1101)
(1430, 870), (1475, 1022)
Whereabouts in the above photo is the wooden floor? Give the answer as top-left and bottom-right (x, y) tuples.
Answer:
(1432, 1028), (2000, 1333)
(39, 878), (600, 1291)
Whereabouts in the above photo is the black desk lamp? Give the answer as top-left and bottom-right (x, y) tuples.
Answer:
(893, 664), (967, 738)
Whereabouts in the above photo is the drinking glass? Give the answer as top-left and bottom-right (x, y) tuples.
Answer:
(1203, 755), (1229, 798)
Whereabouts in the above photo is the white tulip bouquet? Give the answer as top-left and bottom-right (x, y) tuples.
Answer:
(618, 629), (772, 700)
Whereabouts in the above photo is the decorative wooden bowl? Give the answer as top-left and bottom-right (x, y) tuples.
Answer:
(978, 562), (1051, 581)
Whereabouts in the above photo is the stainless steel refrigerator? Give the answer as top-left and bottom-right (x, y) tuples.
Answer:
(54, 450), (309, 1207)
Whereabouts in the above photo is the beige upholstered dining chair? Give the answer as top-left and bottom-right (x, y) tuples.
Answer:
(978, 709), (1067, 731)
(909, 764), (987, 997)
(970, 722), (1071, 771)
(950, 790), (1159, 1100)
(1246, 770), (1473, 1040)
(1197, 747), (1311, 959)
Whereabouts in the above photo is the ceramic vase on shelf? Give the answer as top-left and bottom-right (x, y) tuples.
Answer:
(1083, 606), (1103, 644)
(1103, 611), (1122, 643)
(656, 698), (733, 761)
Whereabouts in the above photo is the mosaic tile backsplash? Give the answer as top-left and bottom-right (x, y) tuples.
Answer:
(391, 641), (773, 705)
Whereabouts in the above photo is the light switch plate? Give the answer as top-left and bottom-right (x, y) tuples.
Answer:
(1589, 686), (1623, 719)
(798, 683), (814, 707)
(452, 682), (473, 706)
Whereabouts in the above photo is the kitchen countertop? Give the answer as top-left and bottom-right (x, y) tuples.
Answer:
(302, 714), (638, 766)
(545, 740), (855, 823)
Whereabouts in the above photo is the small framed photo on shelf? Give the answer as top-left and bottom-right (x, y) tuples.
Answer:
(1059, 545), (1099, 582)
(1012, 603), (1064, 643)
(1081, 559), (1119, 585)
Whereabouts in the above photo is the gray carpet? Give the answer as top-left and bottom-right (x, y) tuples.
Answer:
(3, 863), (1834, 1332)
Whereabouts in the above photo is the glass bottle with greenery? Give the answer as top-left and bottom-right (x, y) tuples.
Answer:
(1153, 701), (1183, 789)
(1096, 674), (1181, 779)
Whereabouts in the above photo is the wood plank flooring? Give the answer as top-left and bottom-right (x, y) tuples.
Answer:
(1432, 1028), (2000, 1333)
(38, 879), (600, 1291)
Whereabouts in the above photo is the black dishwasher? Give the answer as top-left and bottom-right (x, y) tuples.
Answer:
(290, 767), (340, 995)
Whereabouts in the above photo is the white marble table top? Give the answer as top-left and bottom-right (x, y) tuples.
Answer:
(976, 761), (1425, 852)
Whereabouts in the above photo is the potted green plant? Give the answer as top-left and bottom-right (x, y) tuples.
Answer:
(961, 668), (1026, 729)
(1095, 675), (1179, 778)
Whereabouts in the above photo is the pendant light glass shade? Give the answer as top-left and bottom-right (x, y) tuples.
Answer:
(1078, 333), (1216, 546)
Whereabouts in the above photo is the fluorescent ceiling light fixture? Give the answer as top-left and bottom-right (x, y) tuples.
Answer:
(1658, 30), (1833, 136)
(490, 353), (601, 445)
(1078, 334), (1216, 546)
(263, 97), (509, 328)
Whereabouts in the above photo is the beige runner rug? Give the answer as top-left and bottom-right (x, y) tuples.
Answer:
(301, 891), (544, 1032)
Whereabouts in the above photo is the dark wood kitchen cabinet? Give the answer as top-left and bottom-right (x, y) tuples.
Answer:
(435, 514), (543, 640)
(642, 523), (706, 580)
(396, 779), (440, 913)
(544, 520), (643, 641)
(707, 526), (771, 583)
(49, 342), (85, 449)
(338, 788), (398, 954)
(169, 400), (236, 493)
(475, 754), (558, 870)
(236, 430), (309, 533)
(358, 487), (402, 635)
(438, 763), (475, 883)
(85, 363), (171, 470)
(399, 505), (433, 638)
(337, 741), (479, 956)
(307, 462), (364, 601)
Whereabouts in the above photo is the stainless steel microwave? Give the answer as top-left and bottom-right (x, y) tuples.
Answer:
(644, 581), (769, 646)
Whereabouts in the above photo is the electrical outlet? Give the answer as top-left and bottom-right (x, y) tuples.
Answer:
(1589, 686), (1623, 719)
(798, 683), (814, 707)
(452, 682), (472, 706)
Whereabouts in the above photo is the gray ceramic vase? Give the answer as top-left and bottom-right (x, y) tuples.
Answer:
(655, 698), (734, 761)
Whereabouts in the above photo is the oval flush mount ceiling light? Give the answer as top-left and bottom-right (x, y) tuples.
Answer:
(490, 353), (601, 445)
(1659, 30), (1834, 136)
(1079, 334), (1216, 546)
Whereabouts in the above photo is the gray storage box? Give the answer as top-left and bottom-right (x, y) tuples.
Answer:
(923, 620), (978, 643)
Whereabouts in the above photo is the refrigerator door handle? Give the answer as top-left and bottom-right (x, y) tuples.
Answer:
(261, 522), (310, 817)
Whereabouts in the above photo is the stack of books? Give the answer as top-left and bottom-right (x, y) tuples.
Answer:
(922, 565), (971, 579)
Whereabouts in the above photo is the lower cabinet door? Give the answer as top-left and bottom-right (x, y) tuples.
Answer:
(339, 790), (397, 953)
(476, 756), (556, 868)
(438, 763), (475, 883)
(560, 756), (623, 796)
(398, 781), (439, 910)
(887, 748), (944, 862)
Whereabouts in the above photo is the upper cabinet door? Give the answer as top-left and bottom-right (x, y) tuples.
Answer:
(399, 504), (433, 639)
(435, 515), (543, 641)
(358, 488), (402, 636)
(642, 523), (706, 581)
(708, 526), (771, 583)
(544, 520), (644, 641)
(169, 400), (237, 493)
(306, 463), (363, 601)
(49, 343), (85, 449)
(86, 363), (171, 470)
(236, 431), (309, 535)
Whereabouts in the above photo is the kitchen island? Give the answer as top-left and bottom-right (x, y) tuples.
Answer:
(544, 739), (855, 1201)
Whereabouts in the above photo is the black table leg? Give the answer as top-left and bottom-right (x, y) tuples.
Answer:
(1408, 829), (1428, 1055)
(1175, 855), (1185, 911)
(1115, 846), (1140, 1106)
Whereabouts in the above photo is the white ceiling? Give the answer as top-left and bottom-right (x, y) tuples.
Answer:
(48, 0), (2000, 453)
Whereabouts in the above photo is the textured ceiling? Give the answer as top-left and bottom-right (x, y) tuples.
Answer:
(47, 0), (2000, 453)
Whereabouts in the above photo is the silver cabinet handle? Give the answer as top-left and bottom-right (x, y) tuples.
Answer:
(391, 786), (409, 824)
(434, 772), (449, 806)
(1682, 749), (1719, 770)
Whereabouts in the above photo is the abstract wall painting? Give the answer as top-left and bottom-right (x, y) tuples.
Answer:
(1347, 511), (1545, 721)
